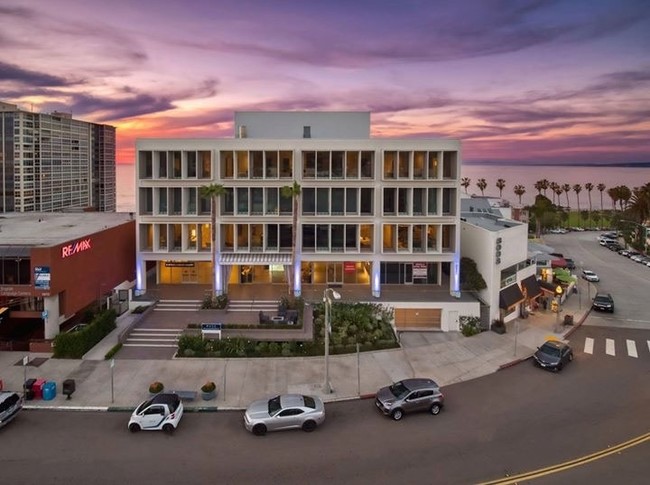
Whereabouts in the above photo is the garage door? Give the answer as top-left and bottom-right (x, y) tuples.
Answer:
(394, 308), (441, 330)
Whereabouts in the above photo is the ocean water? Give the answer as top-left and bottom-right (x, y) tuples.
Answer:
(116, 163), (649, 213)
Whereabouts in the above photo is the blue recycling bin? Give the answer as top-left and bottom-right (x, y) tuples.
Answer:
(42, 381), (57, 401)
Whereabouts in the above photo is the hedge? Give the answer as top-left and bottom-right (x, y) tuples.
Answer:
(53, 309), (117, 359)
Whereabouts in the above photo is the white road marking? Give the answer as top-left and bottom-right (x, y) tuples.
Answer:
(626, 340), (638, 358)
(648, 341), (650, 355)
(584, 337), (594, 354)
(605, 338), (615, 356)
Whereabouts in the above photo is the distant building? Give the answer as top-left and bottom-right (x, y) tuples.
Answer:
(136, 111), (476, 331)
(0, 101), (116, 213)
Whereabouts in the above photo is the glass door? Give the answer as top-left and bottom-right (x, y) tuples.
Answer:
(326, 263), (343, 284)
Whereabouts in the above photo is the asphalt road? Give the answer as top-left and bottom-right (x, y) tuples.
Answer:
(1, 323), (648, 485)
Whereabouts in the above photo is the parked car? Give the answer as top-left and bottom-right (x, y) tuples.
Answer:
(244, 394), (325, 436)
(533, 340), (574, 372)
(0, 391), (23, 429)
(581, 270), (600, 282)
(592, 293), (615, 313)
(618, 249), (630, 257)
(564, 258), (576, 270)
(128, 393), (184, 433)
(375, 378), (444, 421)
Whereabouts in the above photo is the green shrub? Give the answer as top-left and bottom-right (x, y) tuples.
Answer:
(53, 309), (117, 359)
(132, 305), (149, 314)
(104, 343), (122, 360)
(201, 294), (229, 309)
(459, 316), (482, 337)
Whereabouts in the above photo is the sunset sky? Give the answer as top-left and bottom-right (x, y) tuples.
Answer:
(2, 0), (649, 164)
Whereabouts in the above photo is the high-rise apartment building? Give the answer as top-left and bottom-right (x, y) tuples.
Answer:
(0, 101), (116, 213)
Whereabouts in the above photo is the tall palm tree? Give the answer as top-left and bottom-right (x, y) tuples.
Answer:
(573, 184), (582, 214)
(597, 183), (606, 227)
(549, 182), (560, 205)
(628, 182), (650, 224)
(618, 185), (631, 211)
(513, 184), (526, 205)
(554, 186), (563, 207)
(562, 183), (571, 210)
(200, 183), (226, 297)
(461, 177), (471, 194)
(540, 179), (550, 197)
(476, 178), (487, 196)
(607, 187), (619, 211)
(496, 178), (506, 198)
(281, 180), (301, 295)
(534, 180), (544, 195)
(584, 182), (594, 227)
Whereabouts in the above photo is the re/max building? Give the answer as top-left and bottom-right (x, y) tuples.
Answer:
(0, 212), (135, 350)
(136, 112), (475, 330)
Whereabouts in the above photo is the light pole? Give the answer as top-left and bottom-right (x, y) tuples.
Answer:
(323, 288), (341, 394)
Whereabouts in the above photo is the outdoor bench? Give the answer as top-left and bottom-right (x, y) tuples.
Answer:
(171, 390), (197, 401)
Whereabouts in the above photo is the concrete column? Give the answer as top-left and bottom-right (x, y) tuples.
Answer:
(43, 295), (60, 340)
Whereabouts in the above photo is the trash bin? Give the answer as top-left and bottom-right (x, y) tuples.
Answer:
(24, 378), (36, 390)
(32, 379), (46, 399)
(42, 381), (57, 401)
(62, 379), (76, 400)
(564, 314), (574, 326)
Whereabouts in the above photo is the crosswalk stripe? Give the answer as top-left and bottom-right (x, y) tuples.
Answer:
(605, 338), (615, 356)
(584, 338), (594, 354)
(626, 340), (638, 358)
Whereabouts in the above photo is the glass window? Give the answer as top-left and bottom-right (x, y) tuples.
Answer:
(279, 224), (292, 249)
(316, 224), (329, 250)
(200, 224), (211, 251)
(303, 151), (315, 178)
(187, 187), (197, 214)
(302, 187), (315, 215)
(266, 224), (279, 250)
(139, 151), (153, 179)
(383, 224), (395, 251)
(172, 188), (182, 214)
(427, 188), (438, 215)
(346, 188), (358, 214)
(158, 151), (167, 178)
(428, 152), (439, 179)
(345, 225), (357, 249)
(332, 151), (344, 178)
(199, 151), (211, 178)
(332, 188), (344, 214)
(427, 225), (438, 250)
(221, 151), (234, 178)
(265, 151), (278, 178)
(317, 151), (329, 178)
(237, 188), (249, 214)
(157, 224), (167, 250)
(316, 188), (329, 214)
(251, 188), (263, 214)
(360, 151), (373, 178)
(383, 151), (396, 179)
(413, 152), (425, 179)
(331, 225), (344, 250)
(237, 224), (249, 250)
(187, 224), (197, 249)
(172, 151), (181, 178)
(443, 188), (455, 215)
(302, 225), (315, 251)
(443, 151), (457, 179)
(360, 188), (373, 215)
(187, 151), (197, 178)
(398, 188), (409, 214)
(279, 151), (292, 177)
(171, 224), (182, 250)
(266, 187), (278, 214)
(413, 188), (424, 215)
(236, 151), (249, 178)
(222, 188), (234, 215)
(398, 152), (409, 178)
(383, 188), (395, 215)
(222, 224), (234, 250)
(279, 192), (292, 214)
(398, 225), (409, 251)
(251, 224), (263, 250)
(346, 151), (358, 178)
(251, 151), (263, 178)
(413, 225), (425, 252)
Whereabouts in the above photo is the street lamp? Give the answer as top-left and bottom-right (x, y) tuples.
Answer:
(554, 285), (563, 332)
(323, 288), (341, 394)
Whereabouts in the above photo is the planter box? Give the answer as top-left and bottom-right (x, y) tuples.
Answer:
(201, 390), (217, 401)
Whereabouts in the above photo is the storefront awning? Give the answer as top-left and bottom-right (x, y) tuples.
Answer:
(499, 283), (525, 309)
(521, 275), (543, 300)
(539, 280), (558, 294)
(219, 253), (292, 265)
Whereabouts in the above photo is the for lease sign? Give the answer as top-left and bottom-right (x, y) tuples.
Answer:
(61, 238), (92, 258)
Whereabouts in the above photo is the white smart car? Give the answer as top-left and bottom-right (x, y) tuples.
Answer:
(128, 393), (184, 433)
(581, 270), (600, 282)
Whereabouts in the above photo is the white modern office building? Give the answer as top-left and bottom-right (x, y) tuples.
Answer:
(0, 101), (116, 213)
(135, 112), (467, 327)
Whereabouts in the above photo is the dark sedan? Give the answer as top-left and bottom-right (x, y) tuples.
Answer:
(533, 340), (574, 372)
(592, 293), (615, 312)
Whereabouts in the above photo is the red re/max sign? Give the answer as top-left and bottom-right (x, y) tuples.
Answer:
(62, 238), (92, 258)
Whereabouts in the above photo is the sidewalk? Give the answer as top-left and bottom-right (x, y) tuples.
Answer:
(0, 286), (590, 412)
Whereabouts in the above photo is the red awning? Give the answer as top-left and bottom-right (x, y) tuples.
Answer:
(551, 258), (567, 268)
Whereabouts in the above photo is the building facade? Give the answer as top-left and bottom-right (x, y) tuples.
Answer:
(0, 212), (135, 348)
(136, 112), (462, 306)
(0, 101), (116, 213)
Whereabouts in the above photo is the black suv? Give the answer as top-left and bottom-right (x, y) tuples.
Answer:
(592, 293), (614, 312)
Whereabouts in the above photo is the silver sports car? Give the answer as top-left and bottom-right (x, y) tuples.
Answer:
(243, 394), (325, 436)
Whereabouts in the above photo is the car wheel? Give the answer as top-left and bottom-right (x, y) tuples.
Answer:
(163, 423), (174, 434)
(252, 424), (267, 436)
(391, 409), (403, 421)
(129, 423), (141, 433)
(429, 403), (441, 415)
(569, 353), (574, 362)
(302, 420), (317, 432)
(556, 363), (563, 372)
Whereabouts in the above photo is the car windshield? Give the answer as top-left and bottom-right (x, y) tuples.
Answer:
(136, 398), (153, 414)
(595, 295), (610, 302)
(389, 382), (410, 398)
(540, 344), (560, 357)
(268, 396), (282, 415)
(302, 396), (316, 409)
(0, 393), (20, 413)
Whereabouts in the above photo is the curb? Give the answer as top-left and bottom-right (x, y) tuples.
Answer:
(498, 355), (532, 370)
(24, 405), (109, 412)
(563, 308), (591, 339)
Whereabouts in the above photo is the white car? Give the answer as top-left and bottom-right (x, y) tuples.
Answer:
(0, 391), (23, 429)
(244, 394), (326, 436)
(128, 393), (184, 433)
(581, 270), (600, 282)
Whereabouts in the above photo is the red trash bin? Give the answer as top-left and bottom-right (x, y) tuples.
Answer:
(33, 379), (46, 399)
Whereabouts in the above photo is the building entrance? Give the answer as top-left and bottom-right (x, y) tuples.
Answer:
(327, 263), (343, 284)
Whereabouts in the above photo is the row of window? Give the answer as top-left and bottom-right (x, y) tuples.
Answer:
(138, 186), (458, 217)
(138, 149), (460, 181)
(138, 223), (455, 253)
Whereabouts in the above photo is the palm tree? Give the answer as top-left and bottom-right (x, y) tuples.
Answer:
(554, 186), (563, 207)
(476, 178), (487, 196)
(281, 180), (301, 296)
(607, 187), (619, 211)
(573, 184), (582, 214)
(562, 183), (571, 210)
(549, 182), (560, 205)
(628, 182), (650, 224)
(513, 184), (526, 205)
(200, 183), (226, 297)
(496, 178), (506, 198)
(597, 183), (606, 227)
(461, 177), (471, 194)
(619, 185), (631, 211)
(585, 182), (594, 227)
(534, 180), (544, 195)
(540, 179), (550, 197)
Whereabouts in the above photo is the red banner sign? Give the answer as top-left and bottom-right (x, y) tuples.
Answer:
(344, 262), (356, 273)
